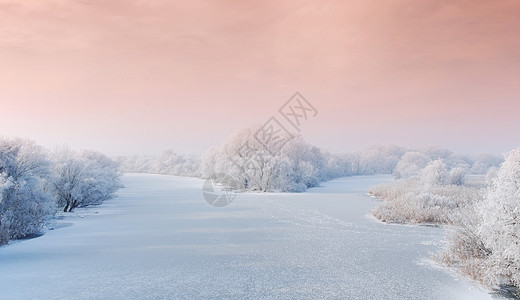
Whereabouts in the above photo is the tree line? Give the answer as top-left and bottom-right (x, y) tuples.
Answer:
(119, 125), (502, 193)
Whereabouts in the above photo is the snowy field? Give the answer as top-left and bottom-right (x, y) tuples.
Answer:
(0, 174), (494, 299)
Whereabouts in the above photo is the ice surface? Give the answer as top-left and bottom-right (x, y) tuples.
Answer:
(0, 174), (494, 299)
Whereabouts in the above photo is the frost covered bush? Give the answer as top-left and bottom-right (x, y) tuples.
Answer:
(370, 179), (479, 224)
(370, 156), (477, 224)
(52, 148), (121, 212)
(440, 209), (490, 284)
(0, 138), (56, 244)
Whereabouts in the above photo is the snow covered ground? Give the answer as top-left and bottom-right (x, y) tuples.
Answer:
(0, 174), (494, 299)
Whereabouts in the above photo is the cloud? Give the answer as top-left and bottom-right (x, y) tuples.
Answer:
(0, 0), (519, 154)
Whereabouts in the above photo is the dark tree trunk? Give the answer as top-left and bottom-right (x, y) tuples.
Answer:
(68, 199), (79, 212)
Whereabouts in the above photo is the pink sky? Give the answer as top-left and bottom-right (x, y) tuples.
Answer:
(1, 0), (519, 155)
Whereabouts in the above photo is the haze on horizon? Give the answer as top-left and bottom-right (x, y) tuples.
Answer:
(0, 0), (519, 156)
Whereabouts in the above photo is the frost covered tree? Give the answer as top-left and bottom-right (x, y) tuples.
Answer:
(323, 152), (356, 178)
(357, 145), (404, 175)
(155, 151), (200, 177)
(485, 166), (499, 185)
(116, 155), (155, 173)
(216, 125), (287, 192)
(420, 146), (452, 161)
(277, 138), (326, 191)
(448, 167), (466, 186)
(478, 148), (520, 288)
(0, 138), (55, 244)
(117, 151), (200, 177)
(52, 148), (120, 212)
(421, 160), (449, 186)
(472, 153), (504, 174)
(394, 151), (431, 179)
(392, 148), (500, 179)
(200, 146), (221, 179)
(201, 125), (327, 192)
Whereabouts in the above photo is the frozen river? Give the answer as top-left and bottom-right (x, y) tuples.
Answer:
(0, 174), (492, 299)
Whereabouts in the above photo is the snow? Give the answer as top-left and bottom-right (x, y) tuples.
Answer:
(0, 173), (494, 299)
